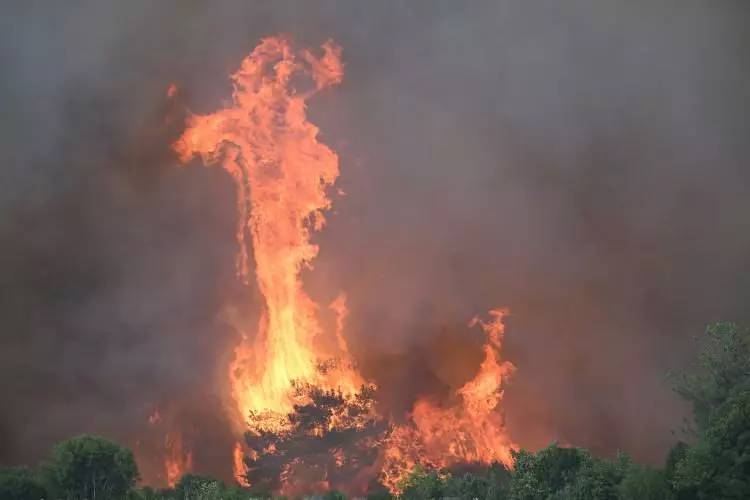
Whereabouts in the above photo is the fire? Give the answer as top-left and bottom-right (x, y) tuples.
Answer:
(164, 431), (192, 488)
(383, 310), (516, 491)
(148, 409), (161, 425)
(172, 35), (517, 492)
(233, 442), (250, 487)
(174, 36), (362, 434)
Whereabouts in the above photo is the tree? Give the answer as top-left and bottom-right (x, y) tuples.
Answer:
(41, 435), (139, 500)
(558, 453), (627, 500)
(672, 391), (750, 499)
(174, 474), (224, 500)
(670, 323), (750, 499)
(0, 467), (46, 500)
(617, 465), (673, 500)
(508, 444), (587, 500)
(506, 444), (628, 500)
(397, 466), (446, 500)
(444, 472), (494, 499)
(673, 322), (750, 432)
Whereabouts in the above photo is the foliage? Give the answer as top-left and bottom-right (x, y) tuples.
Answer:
(397, 465), (447, 500)
(672, 391), (750, 499)
(174, 474), (223, 500)
(506, 445), (628, 500)
(617, 465), (673, 500)
(0, 466), (46, 500)
(672, 322), (750, 432)
(393, 462), (511, 499)
(557, 453), (629, 500)
(40, 435), (139, 500)
(669, 323), (750, 500)
(444, 472), (492, 499)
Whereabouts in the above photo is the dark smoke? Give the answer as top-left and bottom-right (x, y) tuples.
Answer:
(1, 0), (749, 484)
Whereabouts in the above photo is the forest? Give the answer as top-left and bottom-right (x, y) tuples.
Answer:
(2, 322), (748, 500)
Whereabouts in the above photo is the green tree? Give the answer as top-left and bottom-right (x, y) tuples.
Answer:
(617, 465), (673, 500)
(507, 445), (628, 500)
(558, 453), (628, 500)
(41, 435), (139, 500)
(223, 485), (255, 500)
(0, 467), (46, 500)
(445, 472), (493, 499)
(673, 322), (750, 431)
(398, 466), (447, 500)
(670, 323), (750, 499)
(174, 474), (224, 500)
(508, 445), (587, 500)
(672, 391), (750, 499)
(442, 463), (510, 499)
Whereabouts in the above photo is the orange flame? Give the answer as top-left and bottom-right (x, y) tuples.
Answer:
(164, 432), (192, 488)
(233, 441), (250, 487)
(173, 36), (516, 492)
(174, 36), (362, 435)
(383, 309), (516, 491)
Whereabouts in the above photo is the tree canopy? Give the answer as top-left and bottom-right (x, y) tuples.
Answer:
(40, 435), (139, 500)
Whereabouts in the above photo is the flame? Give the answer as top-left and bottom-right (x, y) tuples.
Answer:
(233, 441), (250, 487)
(173, 35), (517, 493)
(382, 309), (517, 492)
(148, 409), (161, 425)
(164, 432), (192, 488)
(330, 293), (353, 357)
(174, 36), (362, 434)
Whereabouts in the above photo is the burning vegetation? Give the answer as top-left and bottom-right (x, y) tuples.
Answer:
(169, 36), (516, 493)
(4, 3), (750, 499)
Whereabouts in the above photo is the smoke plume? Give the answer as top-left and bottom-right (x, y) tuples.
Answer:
(1, 0), (749, 485)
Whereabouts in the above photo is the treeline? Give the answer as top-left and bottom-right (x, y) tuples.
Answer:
(1, 322), (748, 499)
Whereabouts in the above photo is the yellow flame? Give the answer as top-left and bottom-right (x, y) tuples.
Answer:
(174, 36), (362, 435)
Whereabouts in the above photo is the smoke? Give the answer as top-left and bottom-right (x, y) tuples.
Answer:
(1, 0), (749, 483)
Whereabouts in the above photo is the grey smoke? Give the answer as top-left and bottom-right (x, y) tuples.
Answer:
(1, 0), (748, 484)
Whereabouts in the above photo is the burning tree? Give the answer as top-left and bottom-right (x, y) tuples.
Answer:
(173, 35), (517, 493)
(239, 384), (387, 494)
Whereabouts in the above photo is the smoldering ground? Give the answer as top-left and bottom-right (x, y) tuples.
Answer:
(1, 0), (749, 484)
